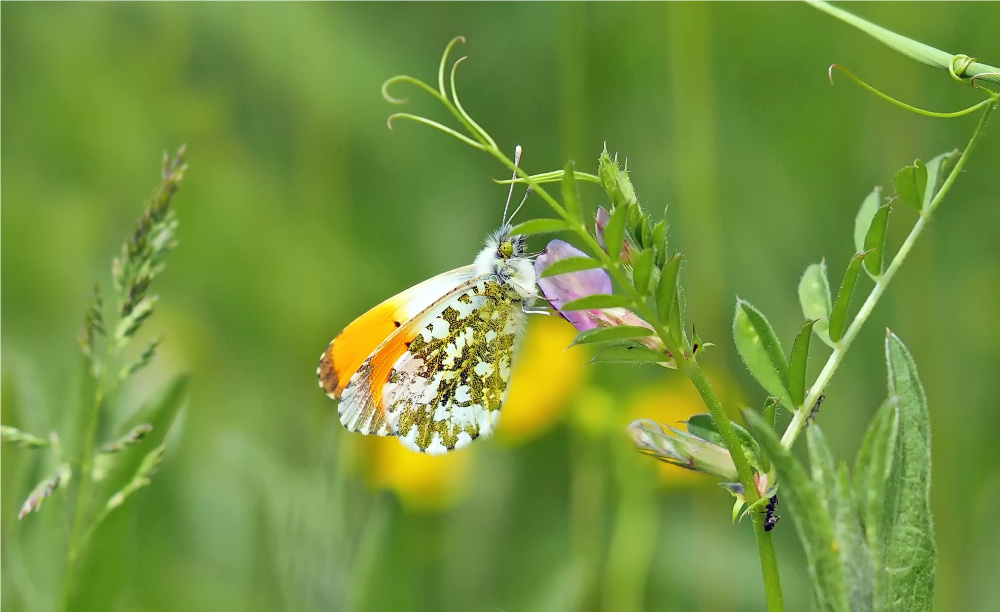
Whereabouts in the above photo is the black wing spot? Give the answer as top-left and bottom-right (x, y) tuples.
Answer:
(393, 320), (401, 328)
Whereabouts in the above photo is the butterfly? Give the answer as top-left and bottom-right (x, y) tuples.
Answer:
(317, 148), (537, 454)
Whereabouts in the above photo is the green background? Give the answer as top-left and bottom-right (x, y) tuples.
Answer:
(3, 3), (999, 611)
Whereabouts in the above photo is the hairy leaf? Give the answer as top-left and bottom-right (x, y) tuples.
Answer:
(799, 261), (834, 348)
(571, 325), (654, 346)
(807, 425), (837, 517)
(590, 342), (672, 365)
(863, 205), (891, 278)
(733, 299), (789, 403)
(604, 203), (630, 263)
(893, 160), (927, 212)
(853, 187), (882, 255)
(788, 320), (816, 407)
(560, 294), (632, 311)
(835, 464), (875, 612)
(829, 252), (869, 343)
(631, 248), (655, 295)
(656, 253), (682, 325)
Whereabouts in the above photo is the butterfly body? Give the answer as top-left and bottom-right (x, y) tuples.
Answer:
(318, 226), (534, 454)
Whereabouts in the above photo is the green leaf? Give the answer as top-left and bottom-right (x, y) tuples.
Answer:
(590, 342), (672, 365)
(686, 415), (764, 471)
(744, 411), (850, 612)
(799, 261), (834, 348)
(631, 248), (655, 295)
(834, 464), (875, 612)
(788, 320), (816, 407)
(571, 325), (654, 346)
(876, 333), (936, 611)
(853, 187), (882, 254)
(828, 252), (869, 344)
(733, 299), (790, 403)
(656, 253), (682, 325)
(893, 159), (927, 212)
(852, 399), (892, 529)
(668, 284), (686, 349)
(806, 425), (837, 517)
(560, 294), (632, 311)
(922, 150), (960, 211)
(539, 256), (604, 278)
(561, 161), (582, 222)
(509, 218), (571, 236)
(598, 147), (637, 209)
(604, 203), (630, 263)
(863, 205), (891, 278)
(651, 221), (666, 263)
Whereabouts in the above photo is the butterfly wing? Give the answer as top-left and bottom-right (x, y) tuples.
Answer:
(381, 276), (528, 454)
(318, 265), (478, 434)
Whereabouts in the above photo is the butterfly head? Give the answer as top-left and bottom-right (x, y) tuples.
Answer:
(475, 225), (534, 298)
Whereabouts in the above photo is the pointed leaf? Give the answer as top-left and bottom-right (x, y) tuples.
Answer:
(834, 464), (875, 612)
(561, 161), (582, 222)
(651, 221), (666, 263)
(863, 205), (891, 278)
(669, 284), (687, 349)
(745, 411), (850, 612)
(590, 342), (672, 365)
(893, 159), (927, 212)
(806, 425), (837, 517)
(828, 252), (869, 343)
(788, 320), (816, 407)
(876, 333), (935, 611)
(560, 294), (632, 311)
(604, 203), (630, 263)
(854, 187), (882, 254)
(656, 253), (682, 325)
(571, 325), (654, 346)
(922, 150), (961, 211)
(799, 261), (834, 348)
(733, 299), (790, 402)
(852, 398), (891, 528)
(509, 218), (571, 236)
(631, 248), (655, 295)
(539, 256), (605, 278)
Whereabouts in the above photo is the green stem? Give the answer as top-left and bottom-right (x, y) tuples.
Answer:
(808, 1), (1000, 85)
(781, 99), (997, 450)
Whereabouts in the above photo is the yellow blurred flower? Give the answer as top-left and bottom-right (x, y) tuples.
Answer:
(362, 436), (472, 512)
(497, 315), (588, 445)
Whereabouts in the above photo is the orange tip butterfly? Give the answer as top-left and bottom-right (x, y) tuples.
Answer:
(318, 147), (537, 454)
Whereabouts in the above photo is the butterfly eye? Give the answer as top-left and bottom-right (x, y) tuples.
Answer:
(498, 241), (514, 259)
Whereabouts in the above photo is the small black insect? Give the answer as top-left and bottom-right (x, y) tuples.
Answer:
(763, 494), (780, 532)
(805, 394), (826, 427)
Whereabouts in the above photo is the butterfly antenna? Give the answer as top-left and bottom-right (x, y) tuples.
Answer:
(502, 145), (523, 225)
(507, 186), (533, 224)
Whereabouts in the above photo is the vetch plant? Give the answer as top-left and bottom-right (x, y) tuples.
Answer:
(378, 2), (997, 609)
(2, 148), (190, 611)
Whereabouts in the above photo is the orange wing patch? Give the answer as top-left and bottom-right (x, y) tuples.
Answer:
(319, 300), (407, 399)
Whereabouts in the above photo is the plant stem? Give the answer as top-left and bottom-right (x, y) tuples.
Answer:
(781, 99), (997, 450)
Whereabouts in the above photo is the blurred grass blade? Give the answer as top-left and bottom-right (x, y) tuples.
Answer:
(788, 319), (816, 407)
(799, 261), (835, 348)
(571, 325), (654, 346)
(590, 342), (672, 364)
(560, 294), (632, 311)
(561, 161), (582, 222)
(1, 425), (49, 449)
(853, 187), (882, 254)
(806, 425), (837, 517)
(745, 410), (851, 612)
(733, 299), (790, 403)
(630, 248), (655, 295)
(862, 205), (891, 278)
(876, 333), (935, 610)
(922, 150), (961, 211)
(539, 256), (604, 278)
(893, 159), (927, 212)
(834, 464), (875, 612)
(828, 252), (870, 343)
(509, 218), (572, 236)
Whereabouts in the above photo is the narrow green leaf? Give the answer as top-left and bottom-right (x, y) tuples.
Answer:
(744, 411), (851, 612)
(733, 299), (790, 402)
(852, 399), (891, 529)
(828, 252), (869, 343)
(604, 203), (630, 263)
(921, 150), (960, 211)
(788, 320), (816, 407)
(561, 161), (582, 222)
(761, 397), (780, 472)
(853, 187), (882, 254)
(639, 217), (653, 249)
(509, 218), (571, 236)
(651, 221), (666, 262)
(668, 285), (685, 349)
(560, 294), (632, 311)
(799, 261), (835, 348)
(590, 342), (672, 365)
(876, 333), (935, 611)
(571, 325), (654, 346)
(656, 253), (682, 325)
(863, 205), (891, 278)
(631, 248), (655, 295)
(539, 256), (604, 278)
(893, 159), (927, 212)
(806, 425), (837, 517)
(686, 415), (764, 472)
(834, 464), (875, 612)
